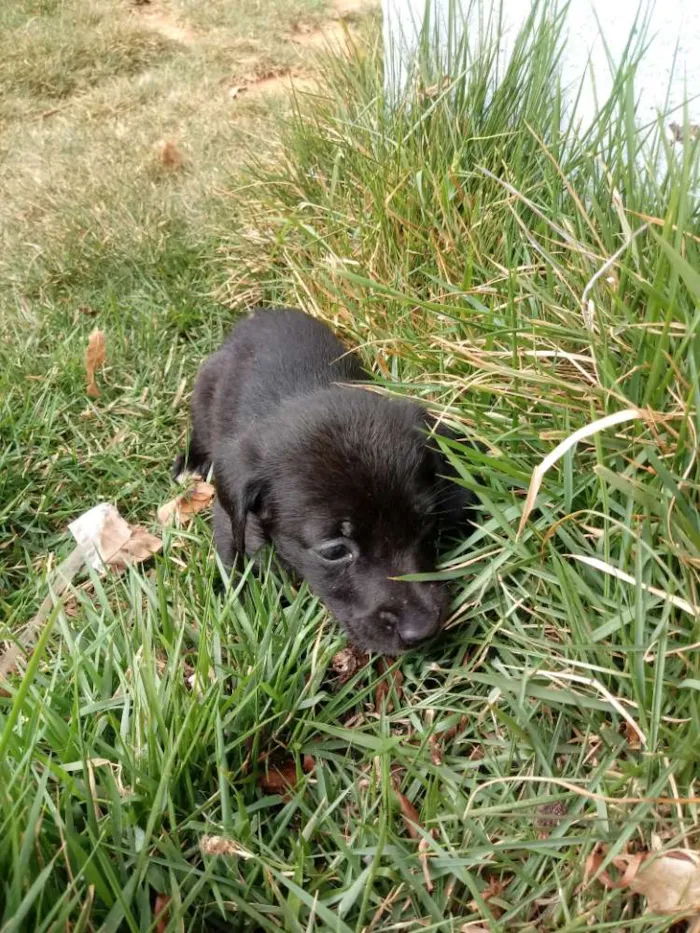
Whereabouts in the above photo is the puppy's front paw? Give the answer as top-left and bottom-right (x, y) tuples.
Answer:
(172, 452), (187, 480)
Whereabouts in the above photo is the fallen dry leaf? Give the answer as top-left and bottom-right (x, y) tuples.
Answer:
(584, 845), (628, 890)
(442, 714), (469, 743)
(228, 85), (246, 100)
(158, 480), (215, 525)
(460, 926), (490, 933)
(95, 506), (132, 563)
(624, 719), (643, 749)
(393, 786), (421, 840)
(63, 597), (78, 618)
(428, 714), (469, 766)
(85, 327), (106, 398)
(482, 875), (511, 901)
(589, 845), (700, 915)
(331, 645), (369, 683)
(393, 783), (437, 892)
(429, 734), (443, 766)
(153, 894), (171, 933)
(157, 139), (183, 170)
(466, 875), (512, 923)
(625, 849), (700, 914)
(258, 754), (315, 796)
(69, 503), (161, 573)
(107, 526), (162, 571)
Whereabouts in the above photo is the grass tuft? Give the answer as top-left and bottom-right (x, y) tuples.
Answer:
(0, 1), (178, 107)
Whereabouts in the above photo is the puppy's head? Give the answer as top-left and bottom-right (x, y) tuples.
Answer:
(216, 389), (470, 655)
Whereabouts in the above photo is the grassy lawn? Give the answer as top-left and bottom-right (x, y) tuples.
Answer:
(1, 0), (699, 930)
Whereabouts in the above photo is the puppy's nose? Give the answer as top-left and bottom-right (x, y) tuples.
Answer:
(379, 609), (432, 646)
(398, 617), (440, 647)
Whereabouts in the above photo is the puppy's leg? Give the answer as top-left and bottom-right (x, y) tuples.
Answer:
(213, 500), (271, 587)
(213, 499), (236, 570)
(173, 353), (223, 479)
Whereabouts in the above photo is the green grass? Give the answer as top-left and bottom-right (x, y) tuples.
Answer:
(2, 0), (700, 929)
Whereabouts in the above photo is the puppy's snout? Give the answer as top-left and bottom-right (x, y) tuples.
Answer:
(377, 603), (442, 649)
(397, 611), (442, 647)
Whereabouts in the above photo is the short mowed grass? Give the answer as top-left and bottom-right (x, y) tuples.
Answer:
(2, 0), (700, 930)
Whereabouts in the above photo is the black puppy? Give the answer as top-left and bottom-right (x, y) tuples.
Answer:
(174, 308), (471, 655)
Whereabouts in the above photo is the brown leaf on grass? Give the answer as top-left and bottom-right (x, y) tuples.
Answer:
(374, 678), (389, 709)
(63, 597), (78, 618)
(153, 894), (171, 933)
(429, 714), (469, 765)
(460, 926), (490, 933)
(331, 645), (369, 683)
(442, 714), (469, 744)
(69, 503), (161, 573)
(107, 526), (162, 571)
(258, 754), (315, 796)
(482, 875), (512, 901)
(228, 85), (246, 100)
(393, 780), (438, 892)
(157, 480), (215, 525)
(85, 328), (106, 398)
(588, 845), (700, 914)
(374, 658), (404, 712)
(429, 734), (443, 765)
(393, 786), (421, 840)
(96, 506), (132, 562)
(467, 875), (511, 920)
(584, 846), (612, 888)
(157, 139), (183, 170)
(624, 719), (642, 749)
(622, 849), (700, 914)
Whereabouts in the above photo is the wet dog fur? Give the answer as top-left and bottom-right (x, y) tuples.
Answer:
(174, 308), (473, 655)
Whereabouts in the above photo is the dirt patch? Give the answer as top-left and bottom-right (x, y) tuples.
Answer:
(132, 0), (375, 100)
(244, 71), (321, 97)
(133, 4), (198, 46)
(332, 0), (374, 17)
(244, 0), (375, 98)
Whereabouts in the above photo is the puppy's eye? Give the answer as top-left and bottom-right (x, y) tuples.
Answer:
(317, 540), (354, 564)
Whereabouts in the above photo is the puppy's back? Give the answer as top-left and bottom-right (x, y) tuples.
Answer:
(214, 308), (365, 431)
(177, 308), (365, 476)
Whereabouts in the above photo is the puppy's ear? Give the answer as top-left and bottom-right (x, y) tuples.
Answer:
(423, 416), (476, 530)
(214, 431), (271, 557)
